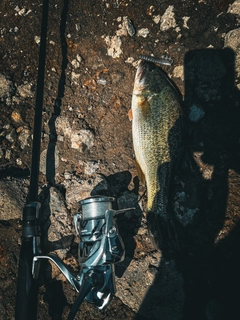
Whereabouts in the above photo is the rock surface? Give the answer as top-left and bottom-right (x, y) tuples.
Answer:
(1, 1), (240, 319)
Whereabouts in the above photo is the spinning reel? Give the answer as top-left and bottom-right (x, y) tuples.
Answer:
(33, 196), (133, 319)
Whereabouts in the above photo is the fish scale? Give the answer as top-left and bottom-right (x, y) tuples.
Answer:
(130, 60), (183, 246)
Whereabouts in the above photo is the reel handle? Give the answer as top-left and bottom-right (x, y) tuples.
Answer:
(67, 270), (102, 320)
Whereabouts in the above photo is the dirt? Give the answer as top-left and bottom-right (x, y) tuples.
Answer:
(1, 0), (240, 319)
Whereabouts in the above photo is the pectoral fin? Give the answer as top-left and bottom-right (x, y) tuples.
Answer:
(128, 109), (133, 121)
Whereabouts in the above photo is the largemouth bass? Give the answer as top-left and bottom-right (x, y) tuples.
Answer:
(129, 60), (183, 247)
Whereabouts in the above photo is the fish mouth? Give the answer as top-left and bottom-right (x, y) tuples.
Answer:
(135, 60), (158, 87)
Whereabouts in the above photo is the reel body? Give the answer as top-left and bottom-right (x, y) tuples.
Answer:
(73, 196), (125, 308)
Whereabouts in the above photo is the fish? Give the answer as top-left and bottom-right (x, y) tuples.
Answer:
(129, 60), (183, 249)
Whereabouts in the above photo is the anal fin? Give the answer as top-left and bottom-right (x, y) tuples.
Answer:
(136, 159), (145, 185)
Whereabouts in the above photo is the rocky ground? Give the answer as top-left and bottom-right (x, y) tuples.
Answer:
(1, 0), (240, 319)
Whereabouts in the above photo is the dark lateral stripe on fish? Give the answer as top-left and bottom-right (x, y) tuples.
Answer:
(138, 55), (173, 66)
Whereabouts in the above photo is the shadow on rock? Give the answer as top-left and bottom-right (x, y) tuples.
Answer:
(136, 48), (240, 320)
(38, 0), (70, 319)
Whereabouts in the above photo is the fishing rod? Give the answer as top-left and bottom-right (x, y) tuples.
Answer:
(15, 1), (132, 319)
(15, 0), (49, 319)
